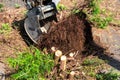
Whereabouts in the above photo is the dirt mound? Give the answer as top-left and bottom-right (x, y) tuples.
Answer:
(38, 15), (90, 53)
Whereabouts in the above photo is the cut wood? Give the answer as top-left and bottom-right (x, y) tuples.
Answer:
(51, 46), (57, 52)
(55, 50), (62, 65)
(60, 55), (67, 71)
(69, 52), (74, 58)
(69, 71), (75, 80)
(59, 73), (65, 79)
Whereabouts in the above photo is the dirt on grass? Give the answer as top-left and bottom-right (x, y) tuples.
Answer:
(0, 8), (28, 76)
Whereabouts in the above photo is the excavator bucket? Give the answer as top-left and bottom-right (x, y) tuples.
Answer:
(24, 0), (60, 44)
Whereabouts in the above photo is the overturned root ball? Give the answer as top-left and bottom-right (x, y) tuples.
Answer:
(38, 15), (89, 53)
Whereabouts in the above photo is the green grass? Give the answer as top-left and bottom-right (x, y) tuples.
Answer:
(53, 0), (113, 29)
(0, 3), (4, 12)
(82, 57), (104, 66)
(57, 3), (67, 11)
(96, 71), (120, 80)
(0, 3), (3, 8)
(82, 57), (106, 77)
(90, 16), (113, 29)
(0, 23), (12, 34)
(81, 57), (120, 79)
(84, 0), (113, 28)
(14, 4), (21, 9)
(8, 47), (54, 80)
(72, 9), (80, 14)
(89, 0), (101, 16)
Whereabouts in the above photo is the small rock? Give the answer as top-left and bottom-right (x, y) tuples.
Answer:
(98, 69), (108, 74)
(0, 63), (5, 80)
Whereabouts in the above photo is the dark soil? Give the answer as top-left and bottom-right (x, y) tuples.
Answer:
(38, 14), (92, 54)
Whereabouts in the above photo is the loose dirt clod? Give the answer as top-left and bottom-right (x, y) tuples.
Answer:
(38, 15), (88, 54)
(69, 71), (75, 80)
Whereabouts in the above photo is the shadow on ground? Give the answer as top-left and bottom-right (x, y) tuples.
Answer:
(98, 54), (120, 70)
(83, 18), (120, 71)
(12, 19), (34, 46)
